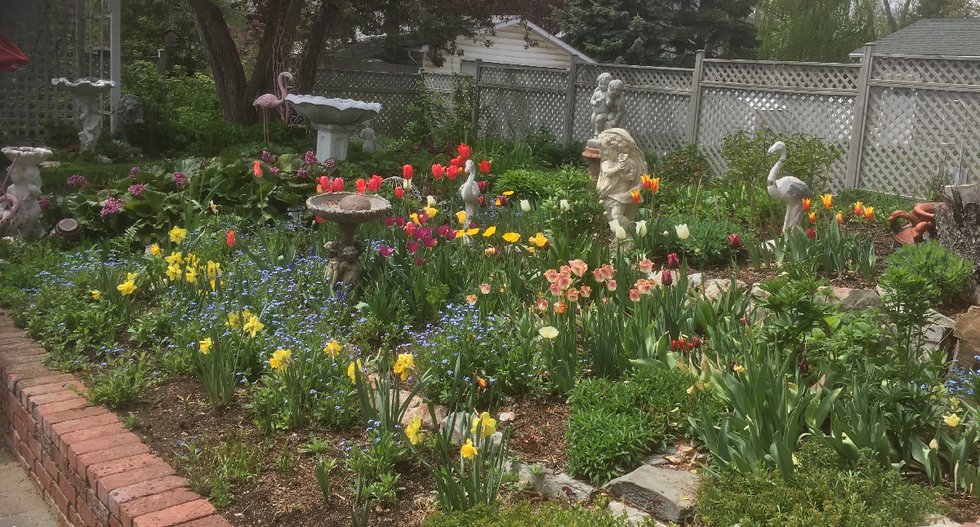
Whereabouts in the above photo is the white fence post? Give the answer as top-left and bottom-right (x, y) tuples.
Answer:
(563, 56), (578, 143)
(845, 43), (875, 189)
(686, 50), (706, 145)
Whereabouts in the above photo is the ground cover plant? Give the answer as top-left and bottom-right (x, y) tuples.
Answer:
(2, 129), (978, 526)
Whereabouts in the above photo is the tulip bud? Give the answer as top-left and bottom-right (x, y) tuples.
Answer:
(394, 187), (405, 199)
(402, 164), (414, 180)
(427, 195), (437, 207)
(615, 226), (627, 240)
(402, 178), (413, 190)
(520, 199), (531, 213)
(635, 220), (648, 237)
(661, 270), (673, 286)
(431, 164), (444, 180)
(458, 143), (471, 159)
(667, 252), (680, 268)
(479, 160), (491, 175)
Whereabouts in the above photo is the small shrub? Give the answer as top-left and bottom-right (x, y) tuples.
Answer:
(567, 364), (697, 485)
(696, 442), (939, 527)
(494, 169), (551, 202)
(658, 144), (709, 184)
(86, 352), (158, 409)
(176, 432), (261, 508)
(422, 502), (631, 527)
(882, 241), (974, 305)
(645, 214), (750, 267)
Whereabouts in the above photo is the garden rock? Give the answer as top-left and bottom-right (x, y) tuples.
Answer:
(919, 514), (961, 527)
(954, 306), (980, 368)
(832, 287), (881, 311)
(399, 390), (446, 430)
(702, 278), (747, 302)
(440, 411), (503, 446)
(602, 465), (699, 522)
(750, 283), (770, 299)
(538, 471), (596, 502)
(606, 500), (664, 527)
(922, 309), (956, 361)
(960, 276), (980, 305)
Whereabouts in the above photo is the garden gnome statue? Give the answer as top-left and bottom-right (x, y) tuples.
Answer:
(0, 147), (51, 240)
(590, 73), (613, 136)
(595, 129), (646, 228)
(360, 123), (376, 154)
(605, 80), (626, 129)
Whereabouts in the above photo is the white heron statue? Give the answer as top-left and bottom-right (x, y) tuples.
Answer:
(459, 159), (481, 226)
(766, 141), (811, 235)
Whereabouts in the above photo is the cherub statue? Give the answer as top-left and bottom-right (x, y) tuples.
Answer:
(360, 123), (376, 154)
(323, 241), (340, 283)
(595, 128), (647, 228)
(605, 80), (626, 129)
(590, 73), (613, 136)
(335, 245), (362, 287)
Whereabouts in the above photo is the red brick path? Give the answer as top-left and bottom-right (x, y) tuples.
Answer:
(0, 313), (231, 527)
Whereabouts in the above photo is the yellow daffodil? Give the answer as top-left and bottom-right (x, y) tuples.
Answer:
(242, 315), (264, 337)
(393, 353), (415, 381)
(209, 279), (217, 291)
(269, 348), (292, 372)
(347, 359), (363, 384)
(324, 340), (342, 358)
(199, 337), (213, 354)
(502, 232), (521, 244)
(483, 226), (497, 237)
(169, 226), (188, 245)
(185, 266), (198, 284)
(117, 279), (137, 296)
(466, 227), (480, 236)
(538, 326), (559, 339)
(470, 412), (497, 438)
(456, 211), (467, 225)
(423, 206), (438, 219)
(502, 190), (514, 197)
(165, 251), (184, 267)
(460, 439), (478, 460)
(405, 415), (423, 445)
(733, 364), (745, 374)
(944, 414), (962, 427)
(410, 213), (421, 225)
(206, 261), (222, 280)
(528, 232), (549, 248)
(90, 289), (101, 301)
(149, 244), (161, 256)
(164, 264), (179, 281)
(226, 312), (241, 329)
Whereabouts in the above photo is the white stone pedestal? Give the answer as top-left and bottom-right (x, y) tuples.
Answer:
(315, 124), (355, 161)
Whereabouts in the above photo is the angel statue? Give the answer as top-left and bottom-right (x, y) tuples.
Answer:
(595, 128), (647, 228)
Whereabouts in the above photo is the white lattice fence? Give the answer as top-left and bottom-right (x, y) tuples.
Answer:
(860, 55), (980, 196)
(313, 69), (421, 138)
(478, 64), (569, 139)
(702, 60), (860, 92)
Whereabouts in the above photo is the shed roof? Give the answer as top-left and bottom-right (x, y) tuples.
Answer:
(851, 18), (980, 57)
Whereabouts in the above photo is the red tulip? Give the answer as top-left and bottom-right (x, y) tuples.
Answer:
(404, 223), (416, 236)
(431, 164), (444, 180)
(415, 257), (426, 266)
(450, 156), (464, 168)
(806, 227), (816, 239)
(226, 230), (236, 248)
(477, 180), (488, 193)
(479, 160), (491, 175)
(447, 166), (459, 180)
(394, 187), (405, 199)
(661, 269), (673, 286)
(368, 175), (382, 192)
(478, 195), (486, 207)
(402, 164), (414, 180)
(332, 178), (344, 192)
(315, 216), (324, 224)
(727, 233), (742, 249)
(318, 176), (331, 193)
(355, 178), (366, 194)
(457, 143), (471, 159)
(667, 252), (680, 268)
(252, 160), (263, 178)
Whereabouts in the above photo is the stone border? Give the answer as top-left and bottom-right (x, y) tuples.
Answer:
(0, 313), (230, 527)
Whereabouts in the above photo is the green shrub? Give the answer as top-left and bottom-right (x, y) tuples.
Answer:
(86, 352), (158, 409)
(567, 364), (697, 485)
(658, 144), (709, 184)
(882, 241), (974, 305)
(422, 502), (631, 527)
(644, 214), (751, 267)
(494, 169), (551, 202)
(696, 442), (939, 527)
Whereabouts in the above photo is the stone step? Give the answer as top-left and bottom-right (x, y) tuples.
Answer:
(602, 465), (699, 523)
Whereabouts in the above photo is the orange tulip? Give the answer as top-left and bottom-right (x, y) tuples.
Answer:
(864, 207), (875, 221)
(802, 198), (811, 212)
(252, 160), (263, 178)
(836, 212), (844, 225)
(853, 201), (864, 217)
(807, 212), (817, 224)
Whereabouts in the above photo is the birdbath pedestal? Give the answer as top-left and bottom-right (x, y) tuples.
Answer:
(50, 77), (115, 150)
(307, 192), (391, 289)
(1, 146), (52, 240)
(286, 94), (381, 161)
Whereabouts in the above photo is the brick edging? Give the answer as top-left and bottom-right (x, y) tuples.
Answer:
(0, 313), (231, 527)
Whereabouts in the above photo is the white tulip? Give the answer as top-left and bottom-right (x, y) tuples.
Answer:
(402, 179), (413, 190)
(635, 220), (648, 237)
(520, 199), (531, 213)
(559, 199), (570, 212)
(675, 223), (690, 240)
(427, 195), (437, 207)
(615, 226), (628, 240)
(538, 326), (559, 339)
(608, 219), (622, 233)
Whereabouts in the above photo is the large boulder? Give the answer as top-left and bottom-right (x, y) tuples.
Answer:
(602, 465), (700, 522)
(954, 306), (980, 369)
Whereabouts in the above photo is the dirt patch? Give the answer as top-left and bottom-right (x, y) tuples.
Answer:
(500, 396), (569, 472)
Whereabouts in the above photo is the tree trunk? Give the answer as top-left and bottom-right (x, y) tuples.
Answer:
(297, 0), (338, 91)
(247, 0), (304, 101)
(382, 1), (401, 63)
(187, 0), (254, 123)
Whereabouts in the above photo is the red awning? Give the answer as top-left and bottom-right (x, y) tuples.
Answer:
(0, 32), (28, 73)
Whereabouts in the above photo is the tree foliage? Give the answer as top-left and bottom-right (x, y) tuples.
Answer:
(553, 0), (757, 66)
(756, 0), (877, 62)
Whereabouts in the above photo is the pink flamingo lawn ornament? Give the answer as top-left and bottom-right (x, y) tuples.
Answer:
(253, 71), (293, 143)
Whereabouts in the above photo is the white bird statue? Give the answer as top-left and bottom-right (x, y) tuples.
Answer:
(459, 159), (481, 226)
(766, 141), (811, 235)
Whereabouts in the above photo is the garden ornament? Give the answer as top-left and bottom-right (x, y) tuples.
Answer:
(605, 80), (627, 129)
(50, 77), (115, 150)
(460, 159), (481, 226)
(596, 128), (646, 228)
(590, 72), (613, 136)
(360, 123), (376, 154)
(285, 94), (381, 161)
(253, 71), (293, 144)
(888, 202), (942, 245)
(766, 141), (812, 236)
(0, 147), (50, 240)
(307, 192), (391, 290)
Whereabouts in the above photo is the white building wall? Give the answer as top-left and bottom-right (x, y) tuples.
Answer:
(422, 25), (573, 74)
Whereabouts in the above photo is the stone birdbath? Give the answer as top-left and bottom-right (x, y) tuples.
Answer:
(307, 192), (391, 288)
(285, 94), (381, 161)
(1, 146), (52, 240)
(50, 77), (115, 150)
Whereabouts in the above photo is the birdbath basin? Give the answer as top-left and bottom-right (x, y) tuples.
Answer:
(307, 192), (391, 288)
(51, 77), (115, 150)
(286, 94), (381, 161)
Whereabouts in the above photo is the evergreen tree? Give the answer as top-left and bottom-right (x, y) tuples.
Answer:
(756, 0), (877, 62)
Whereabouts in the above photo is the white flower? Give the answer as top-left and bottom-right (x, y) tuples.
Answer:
(635, 220), (648, 237)
(608, 219), (622, 233)
(427, 195), (437, 207)
(929, 438), (939, 450)
(402, 179), (413, 190)
(559, 199), (570, 212)
(675, 223), (690, 240)
(538, 326), (559, 339)
(520, 199), (531, 213)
